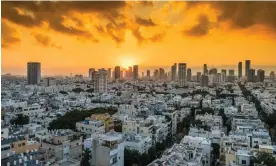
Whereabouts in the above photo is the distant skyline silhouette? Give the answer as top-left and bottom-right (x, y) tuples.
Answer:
(2, 1), (276, 75)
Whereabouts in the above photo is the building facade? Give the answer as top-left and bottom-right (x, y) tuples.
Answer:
(27, 62), (41, 85)
(187, 68), (192, 82)
(171, 63), (177, 81)
(114, 66), (121, 80)
(133, 65), (139, 80)
(238, 62), (242, 78)
(245, 60), (251, 77)
(93, 69), (107, 93)
(178, 63), (186, 86)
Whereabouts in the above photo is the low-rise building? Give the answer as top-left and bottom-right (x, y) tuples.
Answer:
(76, 119), (105, 135)
(124, 134), (152, 154)
(84, 131), (124, 166)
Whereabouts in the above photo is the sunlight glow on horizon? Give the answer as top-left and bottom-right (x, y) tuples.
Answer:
(119, 56), (137, 69)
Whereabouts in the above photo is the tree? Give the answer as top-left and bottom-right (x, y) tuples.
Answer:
(59, 91), (68, 95)
(218, 109), (227, 126)
(254, 152), (276, 166)
(124, 149), (142, 166)
(156, 142), (166, 152)
(141, 153), (150, 166)
(10, 114), (29, 125)
(48, 107), (117, 130)
(198, 108), (214, 115)
(148, 146), (157, 161)
(86, 88), (94, 93)
(81, 149), (91, 166)
(117, 92), (122, 96)
(212, 143), (220, 166)
(72, 88), (84, 93)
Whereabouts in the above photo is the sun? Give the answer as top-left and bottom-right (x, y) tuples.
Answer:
(121, 58), (135, 69)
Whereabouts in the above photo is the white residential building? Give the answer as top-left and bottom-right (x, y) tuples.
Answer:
(124, 134), (152, 154)
(76, 119), (105, 135)
(18, 103), (45, 116)
(93, 69), (108, 93)
(84, 131), (125, 166)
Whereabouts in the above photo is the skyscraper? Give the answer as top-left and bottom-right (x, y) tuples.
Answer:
(146, 70), (151, 77)
(203, 64), (208, 75)
(127, 66), (133, 79)
(89, 68), (95, 79)
(221, 72), (226, 82)
(221, 69), (227, 76)
(196, 72), (201, 82)
(114, 66), (120, 80)
(270, 71), (275, 80)
(209, 68), (217, 75)
(107, 68), (112, 79)
(171, 63), (177, 81)
(200, 75), (208, 87)
(257, 69), (265, 82)
(159, 68), (165, 80)
(248, 68), (255, 82)
(120, 71), (124, 79)
(27, 62), (41, 85)
(238, 62), (242, 78)
(227, 69), (235, 82)
(43, 77), (55, 87)
(178, 63), (186, 86)
(187, 68), (192, 82)
(93, 69), (107, 93)
(133, 65), (139, 80)
(245, 60), (251, 77)
(229, 69), (235, 76)
(154, 69), (159, 79)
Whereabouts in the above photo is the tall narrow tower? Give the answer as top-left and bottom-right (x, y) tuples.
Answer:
(27, 62), (41, 85)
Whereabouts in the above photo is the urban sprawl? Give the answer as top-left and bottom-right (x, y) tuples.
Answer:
(1, 60), (276, 166)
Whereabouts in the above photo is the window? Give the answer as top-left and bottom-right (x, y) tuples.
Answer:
(242, 160), (246, 165)
(112, 157), (117, 164)
(1, 131), (3, 134)
(22, 143), (25, 146)
(254, 141), (258, 143)
(2, 147), (11, 151)
(18, 144), (21, 147)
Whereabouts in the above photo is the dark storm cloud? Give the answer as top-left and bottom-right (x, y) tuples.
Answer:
(186, 2), (276, 32)
(139, 1), (154, 7)
(212, 2), (276, 30)
(183, 15), (212, 37)
(135, 16), (157, 27)
(131, 28), (166, 45)
(1, 1), (165, 45)
(2, 21), (21, 48)
(32, 32), (61, 49)
(1, 1), (126, 41)
(149, 32), (166, 43)
(131, 28), (146, 45)
(95, 22), (126, 45)
(1, 7), (41, 27)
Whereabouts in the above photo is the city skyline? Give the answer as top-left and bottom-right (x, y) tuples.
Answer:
(2, 1), (276, 75)
(2, 2), (276, 165)
(2, 63), (276, 77)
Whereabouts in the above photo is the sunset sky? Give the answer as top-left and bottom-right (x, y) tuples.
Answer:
(2, 1), (276, 76)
